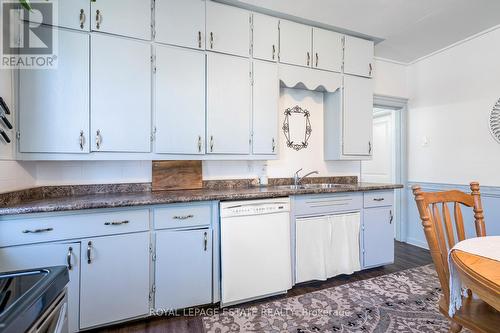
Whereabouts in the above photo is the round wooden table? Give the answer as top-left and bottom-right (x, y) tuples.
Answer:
(451, 250), (500, 311)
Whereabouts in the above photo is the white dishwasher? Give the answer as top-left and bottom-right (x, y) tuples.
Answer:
(220, 198), (292, 307)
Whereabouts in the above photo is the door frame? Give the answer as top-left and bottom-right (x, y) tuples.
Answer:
(371, 95), (408, 242)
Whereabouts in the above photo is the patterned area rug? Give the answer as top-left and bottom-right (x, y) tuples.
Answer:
(203, 265), (466, 333)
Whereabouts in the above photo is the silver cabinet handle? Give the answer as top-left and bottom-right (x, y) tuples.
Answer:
(96, 130), (102, 150)
(67, 247), (73, 270)
(315, 52), (319, 67)
(104, 220), (129, 226)
(368, 141), (372, 154)
(373, 198), (385, 202)
(210, 135), (214, 152)
(79, 9), (85, 29)
(210, 32), (214, 49)
(173, 214), (194, 220)
(306, 52), (310, 66)
(22, 227), (53, 234)
(389, 210), (393, 224)
(198, 135), (202, 153)
(87, 241), (92, 264)
(198, 31), (202, 48)
(79, 130), (84, 151)
(272, 45), (276, 60)
(369, 63), (373, 76)
(272, 138), (276, 152)
(95, 10), (101, 30)
(203, 232), (208, 251)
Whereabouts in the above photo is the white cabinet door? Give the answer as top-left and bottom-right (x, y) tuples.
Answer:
(252, 13), (279, 62)
(343, 75), (373, 156)
(207, 53), (251, 154)
(279, 20), (312, 67)
(80, 233), (150, 329)
(312, 28), (342, 72)
(155, 46), (205, 154)
(155, 229), (212, 310)
(363, 206), (394, 267)
(155, 0), (205, 50)
(19, 28), (89, 153)
(91, 34), (151, 152)
(206, 1), (250, 57)
(25, 0), (90, 31)
(252, 60), (278, 155)
(91, 0), (151, 40)
(344, 36), (374, 78)
(0, 242), (80, 333)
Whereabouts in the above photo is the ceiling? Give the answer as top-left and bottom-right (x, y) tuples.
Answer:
(224, 0), (500, 63)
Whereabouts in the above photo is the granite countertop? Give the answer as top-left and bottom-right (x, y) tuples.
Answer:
(0, 182), (403, 216)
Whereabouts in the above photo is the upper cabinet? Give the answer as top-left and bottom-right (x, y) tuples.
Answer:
(206, 1), (251, 58)
(207, 53), (251, 154)
(91, 35), (152, 152)
(91, 0), (152, 40)
(155, 0), (205, 50)
(19, 28), (90, 154)
(312, 28), (342, 73)
(279, 20), (312, 67)
(155, 45), (206, 154)
(343, 35), (374, 78)
(24, 0), (91, 31)
(252, 13), (279, 62)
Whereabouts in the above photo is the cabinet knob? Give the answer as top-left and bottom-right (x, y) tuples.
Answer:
(369, 63), (373, 76)
(306, 52), (310, 66)
(198, 31), (202, 48)
(79, 9), (85, 29)
(389, 210), (393, 224)
(67, 247), (73, 270)
(95, 10), (101, 30)
(79, 130), (85, 151)
(96, 130), (102, 150)
(368, 141), (372, 154)
(315, 53), (319, 67)
(87, 241), (93, 264)
(210, 32), (214, 49)
(272, 45), (276, 60)
(204, 232), (208, 251)
(198, 135), (202, 153)
(210, 135), (214, 152)
(272, 138), (276, 153)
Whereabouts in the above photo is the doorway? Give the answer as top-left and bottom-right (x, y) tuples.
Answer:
(361, 96), (408, 242)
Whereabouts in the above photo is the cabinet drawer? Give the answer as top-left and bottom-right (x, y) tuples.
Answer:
(154, 204), (211, 230)
(294, 193), (362, 216)
(0, 209), (149, 247)
(363, 191), (394, 208)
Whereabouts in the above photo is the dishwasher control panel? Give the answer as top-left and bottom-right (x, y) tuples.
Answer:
(220, 198), (290, 217)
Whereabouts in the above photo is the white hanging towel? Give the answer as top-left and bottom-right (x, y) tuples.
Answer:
(327, 212), (361, 277)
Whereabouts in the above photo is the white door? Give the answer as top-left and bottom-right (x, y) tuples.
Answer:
(25, 0), (90, 31)
(363, 207), (395, 267)
(155, 229), (212, 310)
(155, 45), (205, 154)
(0, 242), (80, 333)
(252, 60), (278, 155)
(343, 75), (373, 156)
(279, 20), (312, 67)
(155, 0), (205, 49)
(91, 0), (151, 40)
(252, 13), (279, 62)
(19, 28), (89, 153)
(206, 1), (250, 57)
(80, 233), (150, 329)
(207, 53), (251, 154)
(362, 110), (395, 183)
(91, 34), (151, 152)
(312, 28), (342, 72)
(344, 36), (374, 78)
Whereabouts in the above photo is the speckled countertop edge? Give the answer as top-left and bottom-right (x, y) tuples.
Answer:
(0, 182), (403, 216)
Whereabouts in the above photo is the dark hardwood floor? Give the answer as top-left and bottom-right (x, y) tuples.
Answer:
(93, 241), (432, 333)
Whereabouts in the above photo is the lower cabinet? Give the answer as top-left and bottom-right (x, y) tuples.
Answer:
(155, 228), (213, 310)
(363, 206), (395, 268)
(79, 232), (150, 329)
(0, 242), (81, 333)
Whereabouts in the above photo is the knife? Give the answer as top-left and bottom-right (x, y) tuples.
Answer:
(0, 97), (10, 115)
(0, 114), (12, 129)
(0, 129), (11, 143)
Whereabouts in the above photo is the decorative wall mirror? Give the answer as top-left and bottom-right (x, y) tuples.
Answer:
(490, 98), (500, 143)
(282, 105), (312, 151)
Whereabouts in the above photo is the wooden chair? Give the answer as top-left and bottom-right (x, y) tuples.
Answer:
(412, 182), (499, 333)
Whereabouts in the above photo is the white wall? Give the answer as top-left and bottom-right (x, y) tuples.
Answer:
(373, 59), (409, 98)
(407, 26), (500, 186)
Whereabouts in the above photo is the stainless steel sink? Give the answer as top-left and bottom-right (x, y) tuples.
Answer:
(274, 184), (351, 190)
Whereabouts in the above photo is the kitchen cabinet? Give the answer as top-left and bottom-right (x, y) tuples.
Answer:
(344, 35), (374, 78)
(279, 20), (312, 67)
(155, 46), (205, 154)
(155, 0), (205, 49)
(207, 53), (251, 154)
(19, 28), (89, 154)
(324, 74), (373, 160)
(252, 60), (278, 155)
(206, 1), (250, 58)
(252, 13), (279, 62)
(155, 229), (212, 310)
(363, 206), (394, 267)
(91, 34), (151, 152)
(90, 0), (151, 40)
(79, 232), (150, 329)
(312, 28), (343, 72)
(0, 242), (81, 333)
(24, 0), (90, 31)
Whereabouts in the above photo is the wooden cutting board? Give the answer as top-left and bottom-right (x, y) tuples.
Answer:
(152, 161), (202, 191)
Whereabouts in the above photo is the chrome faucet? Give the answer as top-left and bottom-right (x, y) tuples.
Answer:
(294, 168), (319, 185)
